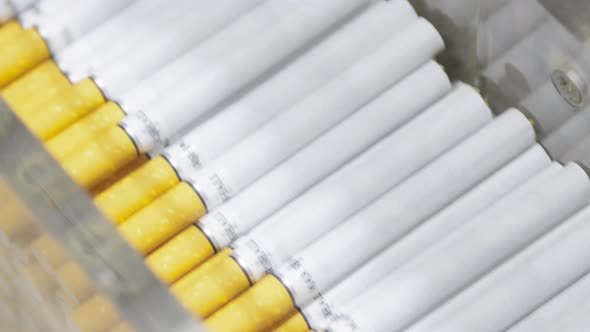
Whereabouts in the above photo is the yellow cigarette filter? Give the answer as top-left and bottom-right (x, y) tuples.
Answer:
(107, 251), (234, 332)
(62, 125), (139, 190)
(56, 261), (95, 304)
(46, 102), (126, 161)
(117, 182), (206, 255)
(0, 191), (38, 244)
(171, 248), (232, 290)
(171, 250), (250, 318)
(70, 294), (120, 332)
(89, 155), (149, 196)
(0, 21), (23, 44)
(94, 155), (180, 224)
(2, 60), (71, 112)
(0, 204), (34, 239)
(146, 224), (215, 284)
(206, 275), (296, 332)
(271, 312), (311, 332)
(0, 27), (50, 87)
(21, 262), (57, 294)
(29, 234), (68, 268)
(24, 78), (105, 140)
(108, 322), (135, 332)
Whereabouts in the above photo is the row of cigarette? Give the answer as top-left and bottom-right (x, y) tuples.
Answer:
(1, 1), (589, 332)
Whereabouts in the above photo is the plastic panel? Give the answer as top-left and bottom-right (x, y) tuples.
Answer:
(412, 0), (590, 157)
(0, 98), (203, 332)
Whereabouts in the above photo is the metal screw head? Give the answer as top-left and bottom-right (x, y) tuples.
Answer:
(551, 67), (587, 108)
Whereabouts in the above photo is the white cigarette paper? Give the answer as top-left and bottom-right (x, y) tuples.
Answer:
(329, 163), (590, 332)
(230, 83), (492, 283)
(190, 17), (445, 210)
(302, 145), (553, 330)
(276, 109), (536, 308)
(408, 205), (590, 332)
(161, 0), (419, 180)
(199, 61), (450, 251)
(120, 0), (372, 152)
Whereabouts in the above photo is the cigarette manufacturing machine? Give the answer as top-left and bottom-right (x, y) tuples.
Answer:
(0, 1), (589, 331)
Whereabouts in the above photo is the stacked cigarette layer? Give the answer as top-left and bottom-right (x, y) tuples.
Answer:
(1, 1), (589, 332)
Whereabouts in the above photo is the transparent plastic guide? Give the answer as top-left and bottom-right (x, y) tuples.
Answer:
(0, 100), (203, 332)
(412, 0), (590, 164)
